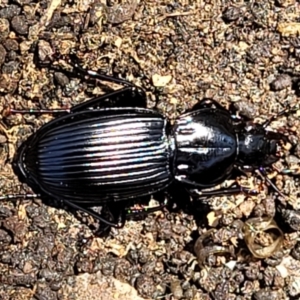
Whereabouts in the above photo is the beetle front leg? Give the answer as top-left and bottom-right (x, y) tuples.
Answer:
(188, 183), (259, 198)
(190, 99), (250, 123)
(190, 98), (229, 112)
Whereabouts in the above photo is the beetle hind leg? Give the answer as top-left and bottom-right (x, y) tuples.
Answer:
(66, 55), (147, 110)
(124, 198), (169, 219)
(188, 183), (259, 198)
(68, 54), (134, 87)
(63, 200), (125, 228)
(7, 85), (147, 116)
(71, 85), (147, 112)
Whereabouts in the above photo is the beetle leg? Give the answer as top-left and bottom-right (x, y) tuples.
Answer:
(7, 107), (72, 114)
(262, 104), (298, 128)
(63, 200), (125, 228)
(125, 198), (168, 218)
(69, 57), (148, 109)
(190, 98), (228, 112)
(7, 86), (147, 115)
(63, 54), (148, 108)
(69, 54), (136, 87)
(257, 167), (287, 199)
(0, 193), (126, 228)
(0, 193), (40, 201)
(188, 184), (259, 198)
(71, 86), (147, 112)
(191, 99), (251, 123)
(7, 86), (147, 116)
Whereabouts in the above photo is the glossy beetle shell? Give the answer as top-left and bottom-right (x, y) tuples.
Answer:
(17, 108), (172, 203)
(173, 108), (237, 187)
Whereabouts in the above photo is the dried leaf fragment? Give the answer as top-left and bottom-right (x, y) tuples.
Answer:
(194, 229), (235, 267)
(243, 217), (283, 258)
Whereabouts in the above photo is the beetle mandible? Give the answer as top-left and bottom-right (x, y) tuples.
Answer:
(0, 58), (291, 228)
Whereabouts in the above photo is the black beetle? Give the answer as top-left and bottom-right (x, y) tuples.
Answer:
(0, 60), (291, 227)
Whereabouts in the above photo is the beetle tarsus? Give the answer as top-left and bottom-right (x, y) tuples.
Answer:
(9, 108), (71, 115)
(125, 199), (168, 218)
(257, 167), (287, 199)
(0, 193), (40, 201)
(189, 184), (258, 198)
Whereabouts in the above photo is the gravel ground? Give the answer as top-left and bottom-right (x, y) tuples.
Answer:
(1, 0), (300, 299)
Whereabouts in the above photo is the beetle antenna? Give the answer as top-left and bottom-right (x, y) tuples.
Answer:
(257, 167), (286, 198)
(263, 104), (299, 128)
(0, 193), (40, 201)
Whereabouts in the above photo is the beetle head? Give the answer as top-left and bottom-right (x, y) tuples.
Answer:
(236, 122), (286, 170)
